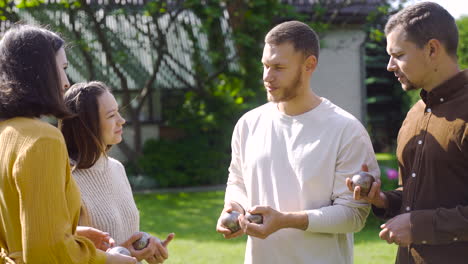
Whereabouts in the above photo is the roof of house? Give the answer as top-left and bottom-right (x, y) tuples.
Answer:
(283, 0), (387, 24)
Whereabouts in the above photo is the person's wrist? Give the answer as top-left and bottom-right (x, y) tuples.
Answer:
(278, 212), (289, 229)
(372, 192), (389, 208)
(381, 192), (389, 208)
(280, 212), (308, 230)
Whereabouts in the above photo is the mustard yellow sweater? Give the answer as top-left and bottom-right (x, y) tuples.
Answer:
(0, 117), (106, 264)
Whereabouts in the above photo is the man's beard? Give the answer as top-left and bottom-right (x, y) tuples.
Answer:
(267, 71), (302, 103)
(401, 80), (418, 91)
(398, 73), (418, 91)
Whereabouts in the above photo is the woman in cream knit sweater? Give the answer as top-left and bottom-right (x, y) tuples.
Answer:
(60, 81), (174, 264)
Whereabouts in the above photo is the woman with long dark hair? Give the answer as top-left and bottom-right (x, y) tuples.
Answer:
(60, 81), (174, 264)
(0, 24), (136, 264)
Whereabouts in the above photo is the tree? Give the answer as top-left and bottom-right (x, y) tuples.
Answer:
(4, 0), (251, 167)
(0, 0), (19, 22)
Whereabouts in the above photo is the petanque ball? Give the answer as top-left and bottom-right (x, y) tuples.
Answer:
(108, 246), (131, 256)
(132, 231), (152, 250)
(351, 171), (375, 196)
(221, 210), (241, 232)
(245, 213), (263, 224)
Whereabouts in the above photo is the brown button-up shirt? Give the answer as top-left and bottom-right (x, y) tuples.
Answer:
(373, 70), (468, 264)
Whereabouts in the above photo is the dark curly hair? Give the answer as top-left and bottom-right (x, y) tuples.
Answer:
(59, 81), (111, 169)
(0, 24), (70, 118)
(385, 2), (458, 58)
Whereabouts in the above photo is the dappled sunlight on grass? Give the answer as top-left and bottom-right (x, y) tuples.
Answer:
(354, 214), (398, 263)
(355, 213), (386, 244)
(135, 191), (245, 242)
(134, 191), (397, 263)
(135, 191), (246, 263)
(162, 239), (245, 264)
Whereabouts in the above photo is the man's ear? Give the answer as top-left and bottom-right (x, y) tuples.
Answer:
(427, 39), (442, 59)
(305, 55), (318, 72)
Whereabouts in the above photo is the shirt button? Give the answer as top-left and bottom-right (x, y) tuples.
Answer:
(412, 173), (416, 177)
(422, 240), (427, 244)
(454, 237), (458, 241)
(406, 206), (411, 211)
(427, 108), (432, 113)
(440, 98), (444, 102)
(418, 140), (423, 145)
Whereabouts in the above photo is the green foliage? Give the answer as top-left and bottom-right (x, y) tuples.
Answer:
(376, 153), (399, 191)
(16, 0), (44, 9)
(139, 75), (252, 188)
(58, 0), (81, 9)
(224, 0), (302, 104)
(457, 16), (468, 70)
(138, 136), (231, 188)
(368, 28), (385, 42)
(401, 89), (421, 110)
(0, 0), (19, 21)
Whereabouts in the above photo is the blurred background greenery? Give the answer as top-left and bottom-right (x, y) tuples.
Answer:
(2, 1), (466, 189)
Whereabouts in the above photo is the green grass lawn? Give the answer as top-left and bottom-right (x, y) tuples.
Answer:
(135, 190), (397, 264)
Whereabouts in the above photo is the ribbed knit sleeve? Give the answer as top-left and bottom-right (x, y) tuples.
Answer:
(74, 157), (140, 245)
(11, 123), (106, 263)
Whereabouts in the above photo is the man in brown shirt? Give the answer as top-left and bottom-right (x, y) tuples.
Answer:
(348, 2), (468, 264)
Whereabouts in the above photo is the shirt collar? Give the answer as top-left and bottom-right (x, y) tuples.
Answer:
(420, 69), (468, 106)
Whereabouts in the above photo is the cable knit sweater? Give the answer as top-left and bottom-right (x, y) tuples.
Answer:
(73, 156), (140, 245)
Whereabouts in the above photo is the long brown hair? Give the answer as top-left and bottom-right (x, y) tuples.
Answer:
(59, 81), (111, 169)
(0, 24), (71, 118)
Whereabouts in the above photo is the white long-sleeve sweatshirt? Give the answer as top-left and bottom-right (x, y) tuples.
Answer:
(225, 98), (380, 264)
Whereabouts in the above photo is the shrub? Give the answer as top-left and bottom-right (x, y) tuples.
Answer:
(137, 135), (231, 188)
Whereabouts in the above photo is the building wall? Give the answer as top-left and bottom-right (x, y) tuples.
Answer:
(312, 29), (367, 122)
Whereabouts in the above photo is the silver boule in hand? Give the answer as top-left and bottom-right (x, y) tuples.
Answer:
(108, 246), (131, 256)
(132, 231), (152, 250)
(221, 210), (241, 232)
(246, 212), (263, 224)
(351, 171), (375, 196)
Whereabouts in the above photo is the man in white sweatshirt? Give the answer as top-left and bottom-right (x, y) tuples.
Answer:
(216, 20), (380, 264)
